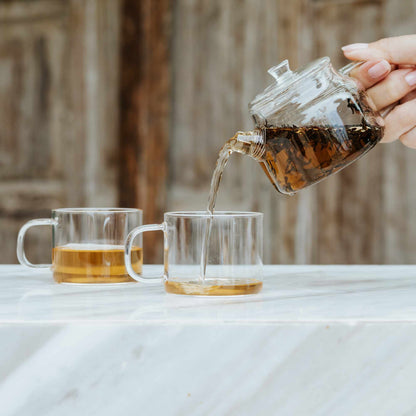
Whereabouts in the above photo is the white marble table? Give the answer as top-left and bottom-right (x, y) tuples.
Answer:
(1, 265), (416, 415)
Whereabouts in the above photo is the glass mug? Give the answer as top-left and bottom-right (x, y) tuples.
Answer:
(17, 208), (142, 283)
(125, 211), (263, 295)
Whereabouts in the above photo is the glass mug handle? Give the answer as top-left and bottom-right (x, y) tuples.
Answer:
(124, 223), (166, 283)
(16, 218), (57, 268)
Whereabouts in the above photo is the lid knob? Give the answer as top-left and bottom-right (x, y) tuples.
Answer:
(267, 60), (293, 83)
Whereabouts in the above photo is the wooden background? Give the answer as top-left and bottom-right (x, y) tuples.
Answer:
(0, 0), (415, 264)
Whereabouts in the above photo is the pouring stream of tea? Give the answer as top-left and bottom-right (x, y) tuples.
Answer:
(199, 132), (260, 281)
(199, 143), (231, 280)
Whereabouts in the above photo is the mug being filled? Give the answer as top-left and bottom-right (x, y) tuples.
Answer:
(125, 211), (263, 296)
(17, 208), (142, 283)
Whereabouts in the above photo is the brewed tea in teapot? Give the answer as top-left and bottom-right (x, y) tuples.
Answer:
(232, 57), (384, 195)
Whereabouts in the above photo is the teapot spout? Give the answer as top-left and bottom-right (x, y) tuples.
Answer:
(233, 130), (265, 160)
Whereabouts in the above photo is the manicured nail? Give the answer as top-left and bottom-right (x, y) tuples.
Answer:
(367, 60), (390, 79)
(341, 43), (369, 52)
(405, 70), (416, 86)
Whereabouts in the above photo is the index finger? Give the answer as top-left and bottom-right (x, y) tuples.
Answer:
(348, 59), (392, 90)
(342, 35), (416, 65)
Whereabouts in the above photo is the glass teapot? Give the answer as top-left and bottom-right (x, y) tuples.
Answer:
(235, 57), (384, 195)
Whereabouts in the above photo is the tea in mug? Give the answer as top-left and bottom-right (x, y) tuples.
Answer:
(164, 249), (262, 295)
(164, 280), (263, 296)
(52, 243), (142, 283)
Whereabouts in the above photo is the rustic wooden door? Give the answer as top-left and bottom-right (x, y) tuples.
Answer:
(0, 0), (120, 263)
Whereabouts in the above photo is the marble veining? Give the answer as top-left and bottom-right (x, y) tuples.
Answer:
(0, 265), (416, 323)
(1, 265), (416, 415)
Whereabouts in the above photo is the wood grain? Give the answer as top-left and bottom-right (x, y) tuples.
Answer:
(66, 0), (120, 207)
(0, 0), (67, 263)
(311, 0), (384, 264)
(382, 0), (416, 264)
(118, 0), (171, 263)
(1, 0), (416, 265)
(0, 0), (120, 263)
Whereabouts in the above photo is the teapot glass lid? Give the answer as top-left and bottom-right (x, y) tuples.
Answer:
(249, 57), (333, 121)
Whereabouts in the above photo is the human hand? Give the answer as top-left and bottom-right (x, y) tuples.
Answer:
(342, 35), (416, 148)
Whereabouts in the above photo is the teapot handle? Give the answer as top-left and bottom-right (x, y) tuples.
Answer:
(339, 60), (395, 118)
(339, 60), (364, 76)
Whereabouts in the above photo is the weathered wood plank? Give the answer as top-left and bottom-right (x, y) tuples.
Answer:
(119, 0), (171, 263)
(0, 0), (65, 23)
(0, 11), (67, 179)
(308, 0), (384, 264)
(0, 181), (64, 217)
(66, 0), (120, 207)
(382, 0), (416, 264)
(0, 2), (68, 263)
(0, 0), (120, 264)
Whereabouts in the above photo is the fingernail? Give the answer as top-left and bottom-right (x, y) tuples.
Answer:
(341, 43), (369, 52)
(405, 70), (416, 86)
(367, 60), (390, 79)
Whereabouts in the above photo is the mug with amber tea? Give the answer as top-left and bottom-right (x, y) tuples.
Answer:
(17, 208), (142, 283)
(125, 211), (263, 296)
